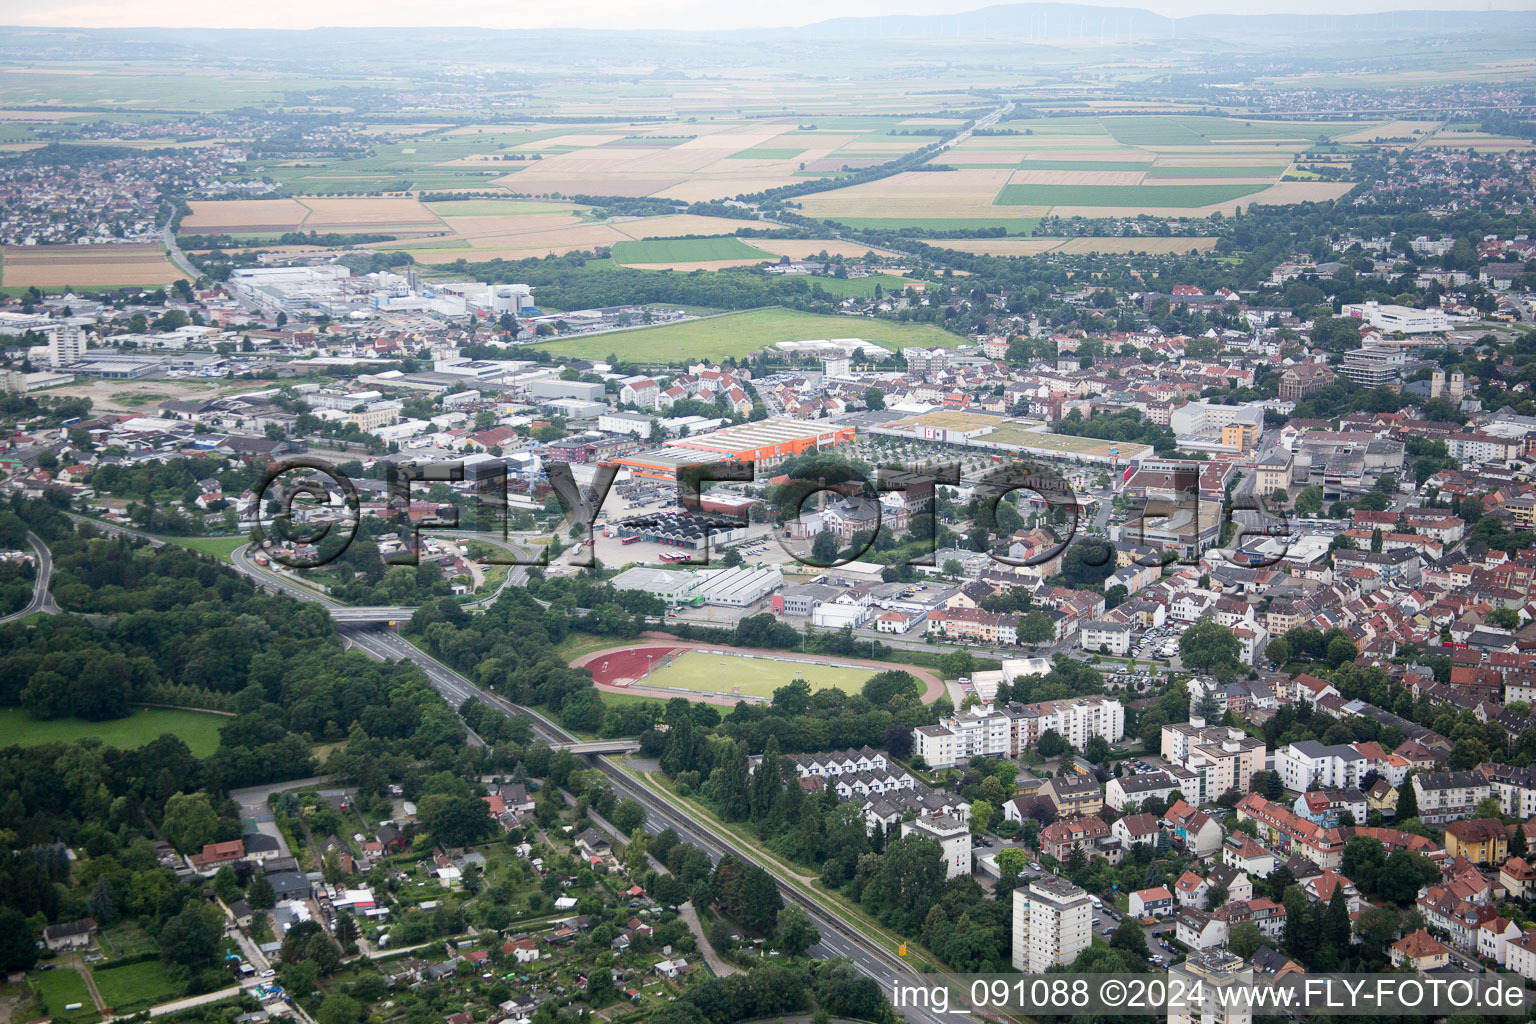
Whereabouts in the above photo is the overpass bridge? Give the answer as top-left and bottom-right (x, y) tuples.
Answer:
(329, 606), (419, 624)
(556, 740), (642, 755)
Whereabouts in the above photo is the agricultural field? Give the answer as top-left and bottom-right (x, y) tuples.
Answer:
(0, 707), (227, 757)
(0, 244), (187, 289)
(530, 306), (962, 362)
(624, 648), (876, 699)
(43, 379), (223, 414)
(610, 235), (774, 270)
(793, 113), (1366, 225)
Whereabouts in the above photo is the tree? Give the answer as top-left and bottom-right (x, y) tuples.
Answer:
(811, 530), (838, 564)
(317, 994), (361, 1024)
(1019, 610), (1055, 644)
(1179, 619), (1242, 678)
(248, 873), (276, 910)
(1109, 920), (1147, 959)
(613, 798), (646, 835)
(1228, 921), (1266, 959)
(212, 865), (242, 904)
(863, 388), (885, 411)
(430, 795), (495, 848)
(1084, 735), (1112, 765)
(1395, 778), (1418, 822)
(1036, 730), (1068, 758)
(970, 799), (995, 835)
(160, 903), (220, 971)
(775, 905), (820, 957)
(161, 791), (218, 854)
(0, 907), (36, 971)
(938, 648), (975, 681)
(307, 933), (341, 975)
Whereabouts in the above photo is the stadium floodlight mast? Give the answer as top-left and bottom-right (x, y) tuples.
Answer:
(245, 453), (1289, 572)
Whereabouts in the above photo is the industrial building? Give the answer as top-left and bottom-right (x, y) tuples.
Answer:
(1342, 300), (1452, 334)
(609, 511), (749, 551)
(694, 566), (782, 608)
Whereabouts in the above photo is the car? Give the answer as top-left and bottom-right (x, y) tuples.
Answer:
(261, 970), (275, 978)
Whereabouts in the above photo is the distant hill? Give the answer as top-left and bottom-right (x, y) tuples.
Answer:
(788, 2), (1536, 41)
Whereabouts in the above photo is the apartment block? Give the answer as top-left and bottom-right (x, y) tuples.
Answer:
(1411, 771), (1491, 825)
(1167, 949), (1254, 1024)
(1161, 724), (1266, 804)
(1012, 875), (1093, 974)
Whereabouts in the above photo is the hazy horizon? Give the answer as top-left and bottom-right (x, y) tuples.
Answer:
(1, 0), (1530, 33)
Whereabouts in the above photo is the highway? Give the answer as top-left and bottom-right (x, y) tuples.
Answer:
(338, 626), (949, 1024)
(0, 531), (55, 622)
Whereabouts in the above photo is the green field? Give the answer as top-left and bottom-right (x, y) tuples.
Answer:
(1144, 165), (1290, 177)
(1100, 116), (1359, 146)
(801, 273), (917, 298)
(161, 535), (245, 561)
(995, 184), (1266, 207)
(92, 961), (182, 1015)
(0, 707), (226, 756)
(610, 236), (773, 264)
(834, 216), (1041, 233)
(33, 967), (97, 1023)
(641, 649), (875, 699)
(530, 307), (963, 362)
(726, 147), (806, 160)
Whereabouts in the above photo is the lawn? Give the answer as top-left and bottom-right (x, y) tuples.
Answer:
(34, 967), (96, 1023)
(92, 960), (182, 1015)
(639, 649), (875, 699)
(610, 236), (773, 264)
(994, 183), (1266, 207)
(0, 707), (226, 756)
(162, 535), (245, 561)
(529, 306), (964, 362)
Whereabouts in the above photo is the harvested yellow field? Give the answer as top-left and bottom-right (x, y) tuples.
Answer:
(494, 173), (685, 196)
(297, 197), (445, 232)
(1008, 169), (1147, 186)
(2, 243), (187, 288)
(182, 198), (309, 233)
(611, 214), (760, 239)
(940, 238), (1064, 257)
(1420, 133), (1535, 151)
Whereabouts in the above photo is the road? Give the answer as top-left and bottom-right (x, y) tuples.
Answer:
(0, 530), (54, 622)
(338, 625), (950, 1024)
(162, 224), (201, 284)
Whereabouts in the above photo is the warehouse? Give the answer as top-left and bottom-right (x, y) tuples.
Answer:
(696, 566), (782, 608)
(611, 446), (722, 482)
(610, 511), (749, 550)
(608, 566), (701, 604)
(671, 418), (855, 467)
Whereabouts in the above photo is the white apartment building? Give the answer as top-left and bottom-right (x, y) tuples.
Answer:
(1079, 620), (1133, 656)
(1161, 724), (1266, 804)
(902, 813), (972, 880)
(1007, 695), (1126, 754)
(1012, 875), (1093, 974)
(917, 696), (1125, 769)
(1274, 741), (1367, 793)
(1167, 949), (1254, 1024)
(1341, 300), (1451, 334)
(48, 324), (85, 368)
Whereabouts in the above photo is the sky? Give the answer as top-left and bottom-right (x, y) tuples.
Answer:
(1, 0), (1530, 32)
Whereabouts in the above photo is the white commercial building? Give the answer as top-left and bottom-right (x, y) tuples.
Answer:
(695, 566), (781, 608)
(1012, 876), (1092, 974)
(902, 813), (972, 880)
(1341, 300), (1451, 334)
(1079, 620), (1133, 656)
